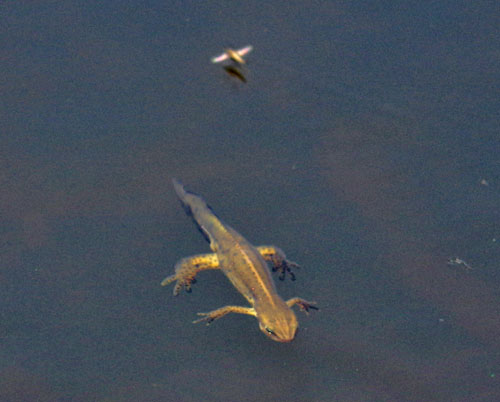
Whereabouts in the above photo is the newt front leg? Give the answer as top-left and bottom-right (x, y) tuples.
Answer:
(286, 297), (319, 314)
(257, 245), (299, 281)
(161, 253), (219, 295)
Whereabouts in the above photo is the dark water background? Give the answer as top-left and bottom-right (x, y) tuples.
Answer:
(1, 1), (499, 401)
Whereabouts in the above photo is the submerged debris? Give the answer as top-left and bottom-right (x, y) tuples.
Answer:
(447, 257), (473, 270)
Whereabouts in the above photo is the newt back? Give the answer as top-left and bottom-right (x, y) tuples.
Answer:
(172, 179), (276, 304)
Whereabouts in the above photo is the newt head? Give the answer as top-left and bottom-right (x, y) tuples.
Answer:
(257, 306), (298, 343)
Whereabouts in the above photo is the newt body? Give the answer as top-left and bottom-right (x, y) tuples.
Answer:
(162, 179), (317, 342)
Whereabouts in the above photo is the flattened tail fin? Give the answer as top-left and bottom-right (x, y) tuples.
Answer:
(171, 178), (217, 246)
(172, 178), (187, 199)
(172, 179), (217, 215)
(172, 178), (192, 216)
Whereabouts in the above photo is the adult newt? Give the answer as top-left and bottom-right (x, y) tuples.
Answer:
(161, 179), (317, 342)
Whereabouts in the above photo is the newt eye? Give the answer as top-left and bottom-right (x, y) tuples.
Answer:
(265, 327), (275, 335)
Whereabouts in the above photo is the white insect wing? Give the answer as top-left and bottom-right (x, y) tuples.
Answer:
(236, 45), (253, 56)
(211, 53), (230, 63)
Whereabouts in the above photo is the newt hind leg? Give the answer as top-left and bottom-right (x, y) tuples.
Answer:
(161, 253), (219, 295)
(193, 305), (256, 325)
(257, 245), (299, 281)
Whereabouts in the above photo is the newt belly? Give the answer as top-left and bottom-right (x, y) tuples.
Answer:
(162, 179), (317, 342)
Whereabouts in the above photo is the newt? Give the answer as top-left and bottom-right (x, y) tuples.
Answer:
(161, 179), (317, 342)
